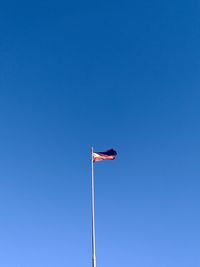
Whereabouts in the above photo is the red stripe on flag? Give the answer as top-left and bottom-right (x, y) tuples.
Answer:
(93, 155), (116, 163)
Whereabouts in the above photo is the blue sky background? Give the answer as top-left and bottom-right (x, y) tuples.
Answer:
(0, 0), (200, 266)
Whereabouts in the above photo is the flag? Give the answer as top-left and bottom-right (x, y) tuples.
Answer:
(93, 149), (117, 163)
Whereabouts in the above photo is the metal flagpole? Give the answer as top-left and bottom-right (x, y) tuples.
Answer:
(91, 147), (96, 267)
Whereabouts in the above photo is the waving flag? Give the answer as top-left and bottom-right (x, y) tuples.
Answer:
(93, 149), (117, 163)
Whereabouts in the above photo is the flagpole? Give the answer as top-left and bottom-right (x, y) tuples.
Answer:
(91, 147), (96, 267)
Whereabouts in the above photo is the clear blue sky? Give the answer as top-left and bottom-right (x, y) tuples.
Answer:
(0, 0), (200, 266)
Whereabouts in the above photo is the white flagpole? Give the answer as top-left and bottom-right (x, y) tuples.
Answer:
(91, 147), (96, 267)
